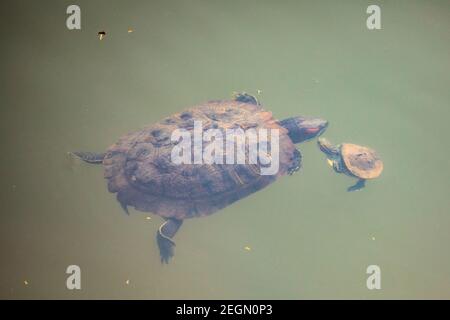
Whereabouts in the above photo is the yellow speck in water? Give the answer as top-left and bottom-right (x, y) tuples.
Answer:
(125, 279), (130, 285)
(244, 246), (251, 251)
(326, 159), (333, 167)
(128, 28), (133, 33)
(145, 216), (152, 220)
(372, 236), (376, 241)
(257, 89), (262, 94)
(98, 31), (106, 40)
(23, 280), (28, 286)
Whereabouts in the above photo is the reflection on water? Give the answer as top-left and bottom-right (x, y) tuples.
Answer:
(1, 0), (449, 299)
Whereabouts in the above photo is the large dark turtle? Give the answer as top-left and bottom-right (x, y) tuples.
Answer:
(72, 93), (328, 263)
(317, 137), (383, 192)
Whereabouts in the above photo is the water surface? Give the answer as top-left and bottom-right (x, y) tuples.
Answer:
(1, 0), (449, 299)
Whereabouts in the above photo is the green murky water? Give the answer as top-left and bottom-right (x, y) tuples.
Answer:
(1, 0), (449, 299)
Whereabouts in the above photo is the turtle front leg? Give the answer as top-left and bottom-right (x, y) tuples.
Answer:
(347, 178), (366, 192)
(288, 149), (302, 175)
(156, 218), (183, 264)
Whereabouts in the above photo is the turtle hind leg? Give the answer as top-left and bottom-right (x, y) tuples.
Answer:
(70, 151), (105, 164)
(347, 178), (366, 192)
(156, 218), (183, 264)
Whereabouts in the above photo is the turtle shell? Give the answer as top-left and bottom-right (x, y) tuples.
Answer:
(341, 143), (383, 179)
(102, 100), (297, 220)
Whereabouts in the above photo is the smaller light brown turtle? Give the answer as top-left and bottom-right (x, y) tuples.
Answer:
(317, 137), (383, 192)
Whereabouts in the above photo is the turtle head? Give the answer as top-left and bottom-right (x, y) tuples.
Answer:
(279, 116), (328, 144)
(317, 137), (340, 157)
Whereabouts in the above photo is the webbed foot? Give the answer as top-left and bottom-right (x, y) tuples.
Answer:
(288, 149), (302, 175)
(232, 92), (259, 105)
(157, 232), (175, 264)
(347, 179), (366, 192)
(156, 219), (183, 264)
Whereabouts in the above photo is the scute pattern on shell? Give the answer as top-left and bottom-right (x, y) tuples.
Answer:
(341, 143), (383, 179)
(103, 100), (297, 219)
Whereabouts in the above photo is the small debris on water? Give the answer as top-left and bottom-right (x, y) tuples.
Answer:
(145, 216), (152, 221)
(125, 279), (130, 285)
(23, 280), (29, 286)
(128, 28), (134, 33)
(371, 236), (376, 241)
(98, 31), (106, 40)
(257, 89), (262, 95)
(326, 159), (333, 167)
(244, 246), (251, 251)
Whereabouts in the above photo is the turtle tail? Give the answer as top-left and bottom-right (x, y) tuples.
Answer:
(70, 151), (106, 164)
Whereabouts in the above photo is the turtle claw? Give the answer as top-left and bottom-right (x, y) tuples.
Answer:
(232, 92), (260, 105)
(156, 219), (183, 264)
(347, 185), (360, 192)
(116, 194), (130, 215)
(347, 179), (366, 192)
(288, 165), (300, 175)
(156, 231), (175, 264)
(120, 202), (130, 215)
(288, 149), (302, 175)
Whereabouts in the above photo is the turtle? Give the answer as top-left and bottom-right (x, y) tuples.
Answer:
(317, 137), (383, 192)
(71, 93), (328, 263)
